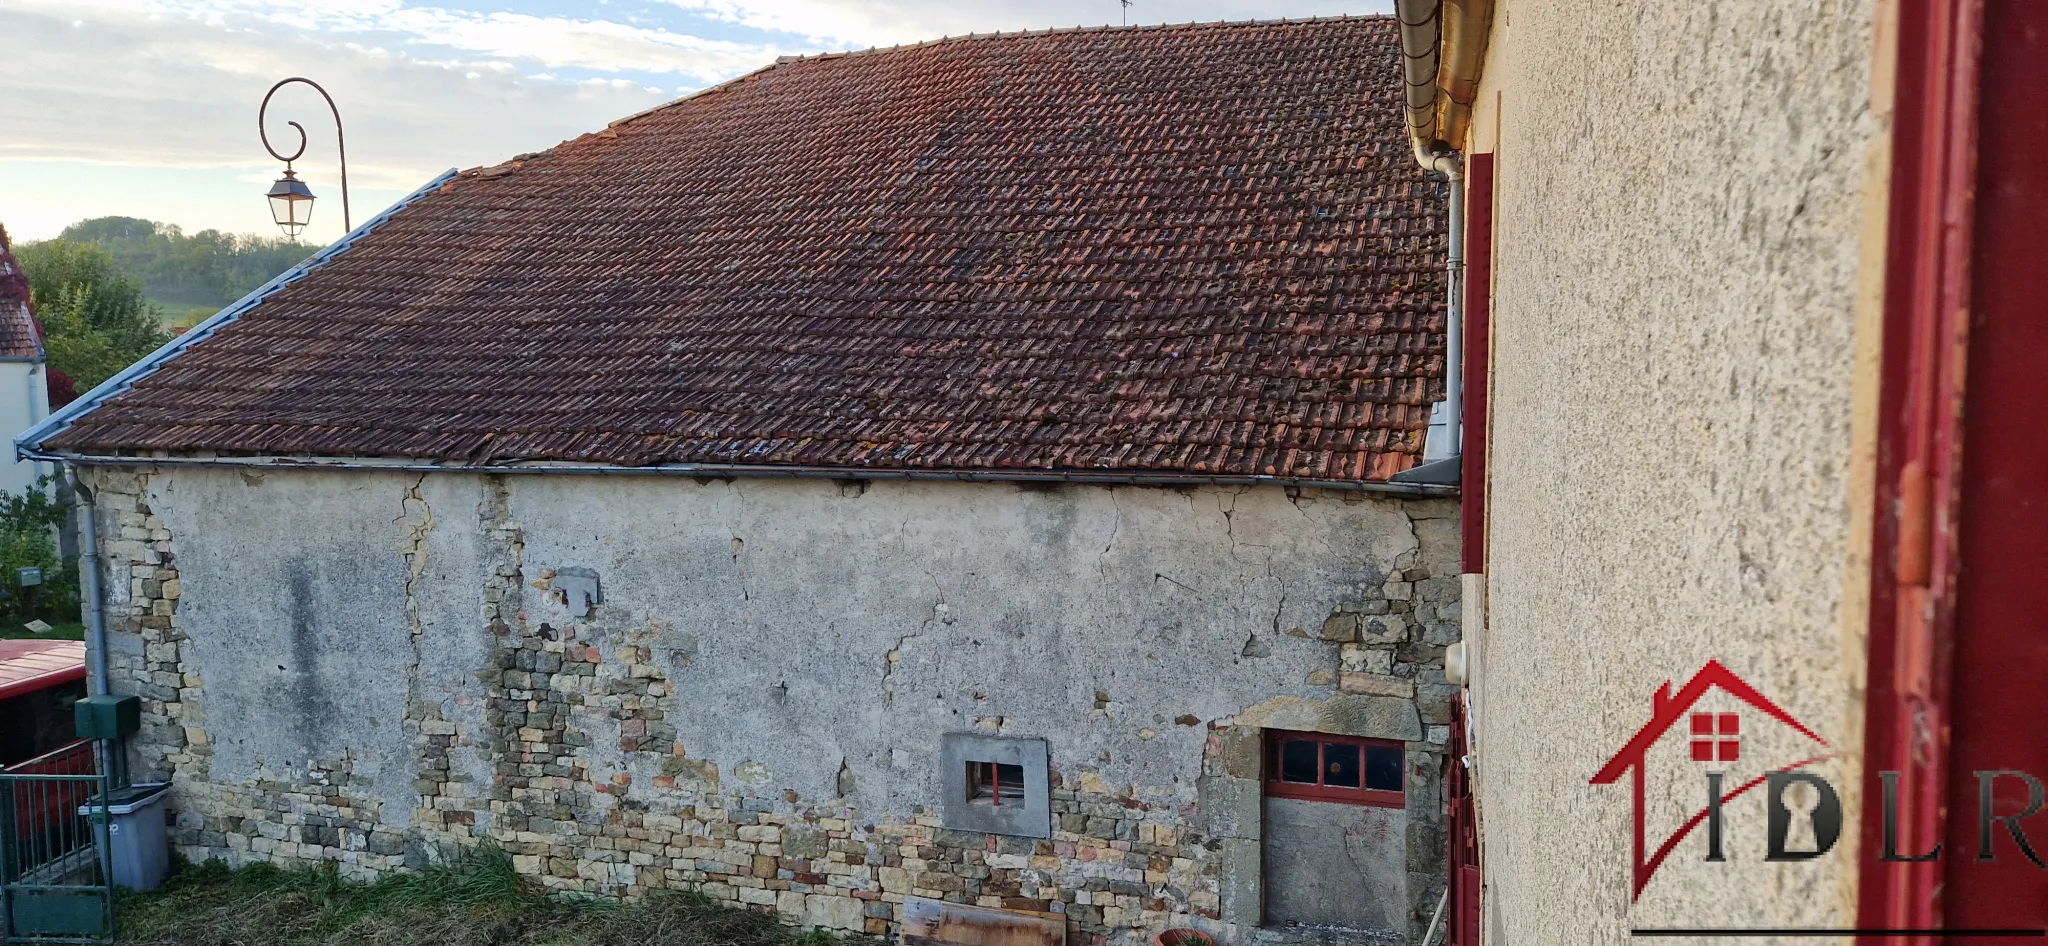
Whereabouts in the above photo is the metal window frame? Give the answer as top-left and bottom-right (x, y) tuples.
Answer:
(939, 734), (1049, 838)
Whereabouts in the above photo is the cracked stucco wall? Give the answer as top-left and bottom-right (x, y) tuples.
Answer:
(87, 467), (1457, 945)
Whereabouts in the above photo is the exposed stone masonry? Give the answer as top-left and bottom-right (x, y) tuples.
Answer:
(89, 471), (1458, 945)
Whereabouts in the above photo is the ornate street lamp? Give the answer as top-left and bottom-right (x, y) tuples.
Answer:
(265, 169), (315, 238)
(259, 78), (350, 238)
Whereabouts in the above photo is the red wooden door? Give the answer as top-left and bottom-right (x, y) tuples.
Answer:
(1446, 694), (1479, 945)
(1937, 0), (2048, 929)
(1859, 0), (2048, 938)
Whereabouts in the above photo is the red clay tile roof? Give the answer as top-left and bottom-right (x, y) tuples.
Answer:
(0, 226), (44, 361)
(46, 17), (1446, 482)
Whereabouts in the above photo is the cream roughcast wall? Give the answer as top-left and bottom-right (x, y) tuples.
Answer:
(86, 467), (1459, 945)
(1461, 0), (1891, 941)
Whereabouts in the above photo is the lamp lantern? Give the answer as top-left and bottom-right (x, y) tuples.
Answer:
(266, 168), (316, 237)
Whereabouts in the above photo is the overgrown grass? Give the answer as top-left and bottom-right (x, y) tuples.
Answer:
(117, 845), (856, 946)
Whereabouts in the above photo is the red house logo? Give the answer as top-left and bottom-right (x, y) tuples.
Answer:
(1589, 660), (1839, 899)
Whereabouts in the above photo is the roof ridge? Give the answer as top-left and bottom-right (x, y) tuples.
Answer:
(595, 14), (1393, 136)
(776, 14), (1392, 65)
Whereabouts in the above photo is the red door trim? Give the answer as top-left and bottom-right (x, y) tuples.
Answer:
(1856, 0), (1984, 939)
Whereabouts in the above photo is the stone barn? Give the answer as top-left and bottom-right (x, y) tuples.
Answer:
(18, 18), (1460, 946)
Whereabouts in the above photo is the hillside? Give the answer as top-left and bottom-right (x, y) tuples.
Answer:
(57, 217), (311, 324)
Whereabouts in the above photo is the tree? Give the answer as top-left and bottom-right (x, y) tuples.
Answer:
(57, 217), (309, 310)
(15, 239), (171, 389)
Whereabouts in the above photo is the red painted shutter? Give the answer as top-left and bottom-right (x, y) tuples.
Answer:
(1461, 154), (1494, 575)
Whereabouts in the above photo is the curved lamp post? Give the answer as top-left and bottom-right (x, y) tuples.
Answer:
(259, 78), (350, 238)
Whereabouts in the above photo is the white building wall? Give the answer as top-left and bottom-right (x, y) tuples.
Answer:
(0, 360), (50, 497)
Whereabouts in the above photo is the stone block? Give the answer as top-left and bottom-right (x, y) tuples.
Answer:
(1358, 614), (1407, 644)
(1339, 644), (1392, 674)
(1339, 672), (1416, 699)
(1318, 613), (1359, 643)
(1217, 837), (1261, 928)
(1197, 776), (1259, 840)
(784, 825), (829, 859)
(806, 894), (866, 931)
(1416, 577), (1461, 604)
(1315, 694), (1425, 742)
(1215, 727), (1262, 781)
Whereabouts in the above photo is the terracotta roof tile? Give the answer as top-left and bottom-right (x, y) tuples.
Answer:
(0, 226), (44, 361)
(49, 16), (1445, 481)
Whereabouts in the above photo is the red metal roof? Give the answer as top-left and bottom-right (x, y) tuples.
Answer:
(0, 639), (86, 701)
(46, 17), (1447, 482)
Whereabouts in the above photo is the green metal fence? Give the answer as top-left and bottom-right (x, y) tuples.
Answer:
(0, 740), (113, 943)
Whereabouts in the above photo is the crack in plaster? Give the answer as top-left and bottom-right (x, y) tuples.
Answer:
(394, 473), (435, 830)
(730, 481), (753, 604)
(880, 513), (946, 706)
(1096, 489), (1123, 588)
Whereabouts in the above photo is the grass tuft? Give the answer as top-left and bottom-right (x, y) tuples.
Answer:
(117, 846), (874, 946)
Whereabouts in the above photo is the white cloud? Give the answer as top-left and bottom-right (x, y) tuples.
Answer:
(0, 3), (695, 175)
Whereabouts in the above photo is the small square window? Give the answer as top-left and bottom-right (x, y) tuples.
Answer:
(966, 761), (1027, 805)
(1717, 713), (1740, 736)
(1690, 712), (1716, 735)
(941, 734), (1049, 838)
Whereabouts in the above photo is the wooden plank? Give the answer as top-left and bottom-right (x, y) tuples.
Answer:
(900, 896), (1065, 946)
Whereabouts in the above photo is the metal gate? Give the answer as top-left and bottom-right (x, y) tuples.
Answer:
(0, 740), (112, 943)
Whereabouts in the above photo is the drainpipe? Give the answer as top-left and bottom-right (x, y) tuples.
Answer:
(68, 465), (107, 696)
(1435, 152), (1465, 462)
(68, 463), (117, 789)
(1394, 0), (1468, 478)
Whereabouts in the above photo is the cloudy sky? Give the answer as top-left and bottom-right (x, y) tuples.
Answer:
(0, 0), (1390, 246)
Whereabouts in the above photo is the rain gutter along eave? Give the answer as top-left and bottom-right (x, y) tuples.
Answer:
(21, 452), (1460, 498)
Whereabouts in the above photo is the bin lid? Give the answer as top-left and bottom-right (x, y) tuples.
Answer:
(79, 782), (170, 816)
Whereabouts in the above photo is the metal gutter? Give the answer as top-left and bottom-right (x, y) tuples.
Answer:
(24, 451), (1459, 497)
(13, 168), (460, 461)
(1395, 0), (1495, 156)
(1396, 0), (1481, 474)
(1396, 0), (1447, 151)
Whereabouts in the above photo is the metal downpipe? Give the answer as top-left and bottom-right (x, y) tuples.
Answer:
(1444, 155), (1465, 461)
(67, 464), (116, 789)
(68, 465), (107, 696)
